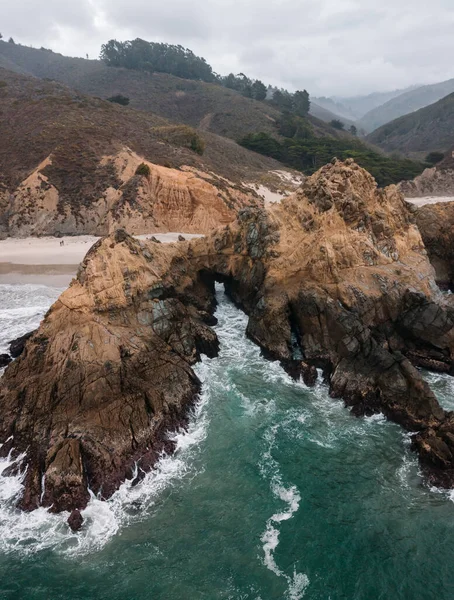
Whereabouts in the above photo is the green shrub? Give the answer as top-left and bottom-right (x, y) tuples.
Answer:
(425, 152), (445, 165)
(135, 163), (151, 177)
(190, 133), (206, 155)
(107, 94), (130, 106)
(240, 132), (425, 187)
(330, 119), (345, 130)
(152, 125), (205, 154)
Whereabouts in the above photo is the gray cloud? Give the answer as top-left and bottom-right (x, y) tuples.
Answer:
(1, 0), (454, 96)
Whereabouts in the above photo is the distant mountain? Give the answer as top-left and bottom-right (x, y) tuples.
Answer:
(334, 88), (417, 120)
(359, 79), (454, 133)
(311, 97), (357, 121)
(367, 92), (454, 156)
(309, 102), (356, 129)
(314, 88), (417, 121)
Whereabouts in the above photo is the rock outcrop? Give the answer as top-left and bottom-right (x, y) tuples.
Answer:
(3, 159), (454, 526)
(0, 355), (11, 368)
(2, 149), (259, 237)
(412, 201), (454, 289)
(399, 165), (454, 198)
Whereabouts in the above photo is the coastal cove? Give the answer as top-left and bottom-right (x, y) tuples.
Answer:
(2, 9), (454, 598)
(1, 283), (454, 599)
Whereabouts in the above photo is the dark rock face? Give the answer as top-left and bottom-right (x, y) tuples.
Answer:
(413, 201), (454, 289)
(0, 235), (220, 523)
(9, 331), (34, 358)
(3, 160), (454, 520)
(0, 354), (11, 368)
(68, 509), (84, 532)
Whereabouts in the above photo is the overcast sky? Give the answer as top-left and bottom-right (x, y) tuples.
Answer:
(1, 0), (454, 97)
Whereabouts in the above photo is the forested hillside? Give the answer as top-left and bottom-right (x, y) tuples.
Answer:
(0, 39), (427, 186)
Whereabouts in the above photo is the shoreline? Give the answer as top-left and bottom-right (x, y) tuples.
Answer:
(0, 233), (203, 286)
(405, 196), (454, 206)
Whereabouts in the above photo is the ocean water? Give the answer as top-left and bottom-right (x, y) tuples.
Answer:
(1, 282), (454, 599)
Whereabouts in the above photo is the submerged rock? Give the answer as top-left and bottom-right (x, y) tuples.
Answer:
(2, 159), (454, 514)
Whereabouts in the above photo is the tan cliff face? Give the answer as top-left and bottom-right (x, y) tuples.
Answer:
(413, 200), (454, 289)
(0, 67), (300, 239)
(2, 159), (454, 528)
(1, 148), (261, 237)
(399, 166), (454, 198)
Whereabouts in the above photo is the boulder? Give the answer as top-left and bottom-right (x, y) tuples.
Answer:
(0, 354), (11, 368)
(413, 201), (454, 289)
(67, 509), (84, 532)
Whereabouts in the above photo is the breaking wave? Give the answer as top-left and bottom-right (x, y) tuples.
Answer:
(0, 277), (453, 592)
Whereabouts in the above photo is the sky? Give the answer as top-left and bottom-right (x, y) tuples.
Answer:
(1, 0), (454, 97)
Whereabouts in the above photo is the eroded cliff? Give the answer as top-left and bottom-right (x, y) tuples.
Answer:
(413, 200), (454, 289)
(2, 149), (257, 236)
(2, 159), (454, 528)
(0, 67), (299, 238)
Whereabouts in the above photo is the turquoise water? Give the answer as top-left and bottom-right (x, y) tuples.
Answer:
(1, 283), (454, 599)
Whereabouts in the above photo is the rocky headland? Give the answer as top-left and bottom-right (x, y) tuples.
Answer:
(2, 159), (454, 529)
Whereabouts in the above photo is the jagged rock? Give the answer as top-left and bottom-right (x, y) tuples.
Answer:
(9, 331), (34, 358)
(3, 159), (454, 514)
(68, 509), (84, 532)
(0, 354), (11, 368)
(0, 233), (220, 513)
(413, 201), (454, 289)
(178, 235), (186, 241)
(399, 166), (454, 198)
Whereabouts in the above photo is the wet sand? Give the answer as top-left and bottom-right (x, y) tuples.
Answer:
(0, 233), (203, 286)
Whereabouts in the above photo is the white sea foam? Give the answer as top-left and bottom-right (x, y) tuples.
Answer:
(423, 370), (454, 411)
(0, 388), (212, 555)
(259, 424), (309, 599)
(2, 279), (451, 566)
(0, 283), (290, 557)
(0, 283), (219, 556)
(0, 283), (64, 355)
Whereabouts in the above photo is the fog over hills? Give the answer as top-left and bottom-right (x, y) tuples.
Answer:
(358, 78), (454, 132)
(313, 87), (417, 122)
(367, 91), (454, 156)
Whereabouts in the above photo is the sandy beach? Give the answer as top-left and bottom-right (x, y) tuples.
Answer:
(0, 233), (203, 286)
(405, 196), (454, 207)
